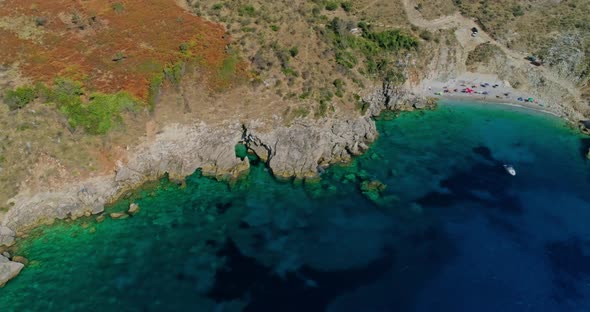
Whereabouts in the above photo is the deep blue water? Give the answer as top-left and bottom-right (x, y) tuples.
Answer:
(1, 101), (590, 311)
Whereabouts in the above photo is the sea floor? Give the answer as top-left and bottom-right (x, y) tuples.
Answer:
(1, 101), (590, 311)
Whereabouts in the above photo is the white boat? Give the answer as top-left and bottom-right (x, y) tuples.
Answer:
(503, 164), (516, 176)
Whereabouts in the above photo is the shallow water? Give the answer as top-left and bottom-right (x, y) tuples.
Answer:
(1, 101), (590, 311)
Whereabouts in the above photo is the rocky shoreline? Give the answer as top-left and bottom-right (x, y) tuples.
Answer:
(0, 83), (431, 287)
(0, 76), (586, 287)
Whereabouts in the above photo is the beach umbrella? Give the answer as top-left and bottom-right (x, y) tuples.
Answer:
(528, 98), (534, 102)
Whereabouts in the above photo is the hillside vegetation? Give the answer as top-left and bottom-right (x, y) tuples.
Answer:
(456, 0), (590, 95)
(0, 0), (426, 210)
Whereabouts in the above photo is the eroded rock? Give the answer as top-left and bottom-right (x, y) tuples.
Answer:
(12, 256), (28, 265)
(109, 212), (129, 220)
(128, 203), (140, 215)
(244, 116), (378, 179)
(0, 226), (15, 247)
(0, 254), (24, 287)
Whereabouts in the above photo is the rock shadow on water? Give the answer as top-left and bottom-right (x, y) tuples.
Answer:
(208, 239), (394, 312)
(472, 145), (495, 162)
(416, 160), (523, 215)
(580, 138), (590, 161)
(325, 224), (459, 312)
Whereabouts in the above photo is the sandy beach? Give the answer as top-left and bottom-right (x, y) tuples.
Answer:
(413, 73), (567, 118)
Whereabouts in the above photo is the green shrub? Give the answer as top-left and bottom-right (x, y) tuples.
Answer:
(219, 52), (240, 81)
(325, 1), (338, 11)
(212, 3), (223, 10)
(282, 67), (299, 77)
(44, 78), (136, 134)
(335, 50), (357, 68)
(59, 92), (136, 135)
(341, 2), (352, 12)
(148, 74), (164, 111)
(35, 16), (47, 26)
(4, 87), (37, 110)
(270, 24), (279, 31)
(112, 2), (125, 13)
(384, 69), (405, 85)
(238, 5), (256, 17)
(292, 106), (310, 118)
(179, 42), (190, 54)
(112, 51), (126, 62)
(356, 99), (369, 114)
(163, 62), (184, 85)
(275, 48), (291, 68)
(363, 30), (418, 51)
(333, 78), (345, 89)
(52, 77), (83, 97)
(333, 78), (345, 97)
(316, 100), (329, 117)
(511, 5), (524, 17)
(289, 46), (299, 57)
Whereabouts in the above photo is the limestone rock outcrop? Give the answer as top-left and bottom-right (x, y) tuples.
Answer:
(0, 123), (250, 245)
(0, 254), (24, 287)
(244, 116), (377, 179)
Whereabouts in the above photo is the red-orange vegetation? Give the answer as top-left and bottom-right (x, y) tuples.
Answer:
(0, 0), (234, 100)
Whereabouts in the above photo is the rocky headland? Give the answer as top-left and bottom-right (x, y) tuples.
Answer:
(0, 83), (427, 254)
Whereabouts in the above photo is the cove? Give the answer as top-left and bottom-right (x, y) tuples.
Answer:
(1, 101), (590, 311)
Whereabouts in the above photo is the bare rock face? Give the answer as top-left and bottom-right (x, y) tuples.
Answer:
(0, 254), (24, 288)
(363, 82), (429, 116)
(0, 226), (15, 247)
(1, 123), (250, 244)
(1, 176), (118, 237)
(115, 123), (249, 184)
(0, 94), (416, 243)
(244, 116), (378, 179)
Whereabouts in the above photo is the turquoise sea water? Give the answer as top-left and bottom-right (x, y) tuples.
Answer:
(1, 101), (590, 311)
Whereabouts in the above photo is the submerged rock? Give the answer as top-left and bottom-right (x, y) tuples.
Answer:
(360, 180), (387, 203)
(579, 120), (590, 135)
(128, 203), (140, 215)
(109, 212), (129, 220)
(12, 256), (28, 266)
(0, 254), (24, 287)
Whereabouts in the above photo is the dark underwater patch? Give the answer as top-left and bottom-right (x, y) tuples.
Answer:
(208, 239), (394, 312)
(215, 201), (233, 214)
(546, 238), (590, 302)
(472, 145), (494, 162)
(485, 214), (522, 235)
(416, 162), (522, 214)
